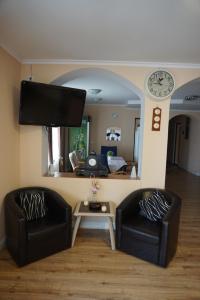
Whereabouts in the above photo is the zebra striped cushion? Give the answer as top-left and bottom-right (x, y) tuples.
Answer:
(19, 191), (47, 221)
(139, 191), (171, 222)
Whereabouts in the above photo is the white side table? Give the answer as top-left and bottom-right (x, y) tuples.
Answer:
(72, 201), (116, 250)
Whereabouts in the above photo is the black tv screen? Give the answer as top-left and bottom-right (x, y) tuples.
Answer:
(19, 80), (86, 127)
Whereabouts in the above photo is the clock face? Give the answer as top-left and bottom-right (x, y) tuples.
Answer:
(88, 158), (97, 167)
(146, 70), (175, 100)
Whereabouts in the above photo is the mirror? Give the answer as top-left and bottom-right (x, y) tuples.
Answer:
(49, 104), (140, 173)
(48, 68), (143, 174)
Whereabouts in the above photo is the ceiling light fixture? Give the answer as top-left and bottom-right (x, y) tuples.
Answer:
(88, 89), (102, 95)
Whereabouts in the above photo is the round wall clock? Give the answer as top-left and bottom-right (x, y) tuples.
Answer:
(145, 70), (175, 100)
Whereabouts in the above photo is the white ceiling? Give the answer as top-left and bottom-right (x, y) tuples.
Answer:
(1, 0), (200, 110)
(1, 0), (200, 63)
(53, 68), (140, 105)
(64, 77), (139, 105)
(52, 68), (200, 110)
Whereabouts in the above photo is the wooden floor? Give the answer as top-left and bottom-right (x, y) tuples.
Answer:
(0, 168), (200, 300)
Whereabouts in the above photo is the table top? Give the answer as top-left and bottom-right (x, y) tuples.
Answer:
(74, 201), (115, 217)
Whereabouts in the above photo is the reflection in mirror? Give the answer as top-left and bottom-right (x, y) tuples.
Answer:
(48, 67), (143, 176)
(48, 104), (141, 174)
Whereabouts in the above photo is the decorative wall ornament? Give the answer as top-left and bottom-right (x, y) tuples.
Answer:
(152, 107), (162, 131)
(106, 127), (121, 141)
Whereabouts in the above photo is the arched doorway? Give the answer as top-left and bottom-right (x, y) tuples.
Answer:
(49, 67), (144, 175)
(167, 77), (200, 176)
(167, 114), (190, 168)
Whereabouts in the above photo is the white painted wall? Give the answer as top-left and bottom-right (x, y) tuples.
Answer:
(19, 65), (200, 200)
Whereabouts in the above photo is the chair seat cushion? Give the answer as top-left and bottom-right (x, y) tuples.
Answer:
(122, 215), (161, 245)
(139, 191), (171, 221)
(27, 217), (68, 264)
(27, 216), (67, 241)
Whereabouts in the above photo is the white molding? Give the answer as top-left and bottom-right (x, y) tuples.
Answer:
(0, 238), (5, 250)
(87, 102), (139, 107)
(1, 45), (200, 69)
(171, 99), (184, 104)
(22, 59), (200, 69)
(0, 44), (22, 63)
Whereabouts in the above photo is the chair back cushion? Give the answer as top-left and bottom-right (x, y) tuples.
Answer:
(139, 191), (171, 221)
(19, 191), (47, 221)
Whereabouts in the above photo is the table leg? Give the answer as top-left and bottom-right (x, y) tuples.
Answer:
(107, 217), (115, 250)
(72, 216), (81, 247)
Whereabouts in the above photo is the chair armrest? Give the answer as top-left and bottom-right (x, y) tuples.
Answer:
(159, 192), (181, 267)
(5, 192), (25, 219)
(45, 190), (72, 247)
(4, 193), (27, 266)
(115, 189), (143, 248)
(45, 190), (72, 223)
(116, 189), (144, 221)
(162, 190), (181, 222)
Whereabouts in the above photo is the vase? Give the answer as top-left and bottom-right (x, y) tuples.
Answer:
(90, 192), (97, 202)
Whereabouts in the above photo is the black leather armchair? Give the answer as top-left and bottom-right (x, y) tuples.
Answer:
(116, 188), (181, 267)
(5, 187), (72, 266)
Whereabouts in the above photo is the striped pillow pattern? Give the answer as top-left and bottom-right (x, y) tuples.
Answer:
(139, 191), (171, 222)
(19, 191), (47, 221)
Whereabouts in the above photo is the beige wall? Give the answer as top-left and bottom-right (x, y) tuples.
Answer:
(0, 51), (200, 238)
(0, 47), (21, 245)
(170, 111), (200, 175)
(19, 64), (200, 197)
(1, 48), (200, 240)
(84, 104), (140, 160)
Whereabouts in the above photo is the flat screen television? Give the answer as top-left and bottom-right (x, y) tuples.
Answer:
(19, 80), (86, 127)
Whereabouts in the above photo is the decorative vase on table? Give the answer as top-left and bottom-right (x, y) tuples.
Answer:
(89, 178), (101, 211)
(89, 176), (100, 202)
(91, 192), (97, 202)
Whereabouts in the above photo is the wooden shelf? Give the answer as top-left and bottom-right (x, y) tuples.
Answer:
(44, 171), (140, 180)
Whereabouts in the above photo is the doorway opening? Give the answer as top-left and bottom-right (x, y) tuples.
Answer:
(167, 115), (190, 170)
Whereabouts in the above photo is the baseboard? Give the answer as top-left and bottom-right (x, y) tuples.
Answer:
(187, 170), (200, 176)
(180, 167), (200, 177)
(193, 171), (200, 176)
(0, 237), (6, 250)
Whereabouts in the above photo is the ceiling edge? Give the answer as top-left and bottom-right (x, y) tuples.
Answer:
(22, 59), (200, 69)
(0, 44), (22, 63)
